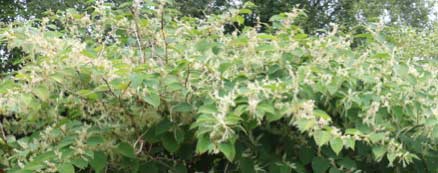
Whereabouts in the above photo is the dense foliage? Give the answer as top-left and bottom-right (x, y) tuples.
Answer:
(0, 1), (437, 172)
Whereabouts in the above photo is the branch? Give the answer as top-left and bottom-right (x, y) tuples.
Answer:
(0, 123), (7, 144)
(102, 77), (118, 99)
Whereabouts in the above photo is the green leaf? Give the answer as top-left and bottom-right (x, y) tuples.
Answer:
(195, 39), (210, 52)
(144, 92), (160, 108)
(343, 138), (355, 150)
(269, 162), (291, 173)
(212, 45), (221, 55)
(155, 119), (173, 135)
(198, 104), (218, 114)
(298, 147), (315, 164)
(161, 133), (179, 153)
(90, 151), (107, 173)
(57, 163), (75, 173)
(77, 89), (99, 100)
(314, 109), (331, 120)
(330, 137), (343, 155)
(196, 135), (210, 154)
(87, 136), (105, 146)
(172, 103), (193, 113)
(239, 9), (252, 14)
(329, 167), (341, 173)
(174, 163), (188, 173)
(24, 151), (55, 170)
(311, 157), (330, 173)
(116, 142), (136, 158)
(233, 15), (245, 25)
(291, 48), (305, 57)
(175, 129), (185, 144)
(387, 152), (397, 166)
(257, 102), (276, 115)
(71, 157), (88, 169)
(33, 86), (49, 101)
(296, 119), (315, 132)
(372, 146), (386, 161)
(314, 130), (331, 147)
(139, 162), (159, 173)
(369, 132), (385, 143)
(338, 158), (357, 169)
(239, 157), (256, 173)
(219, 141), (236, 162)
(345, 128), (362, 135)
(81, 49), (97, 58)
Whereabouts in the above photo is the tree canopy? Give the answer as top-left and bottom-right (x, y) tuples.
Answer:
(1, 0), (436, 31)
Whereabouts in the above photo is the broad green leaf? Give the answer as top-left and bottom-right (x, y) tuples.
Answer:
(77, 89), (99, 100)
(298, 147), (315, 164)
(314, 130), (331, 147)
(387, 152), (397, 166)
(369, 132), (385, 143)
(139, 162), (159, 173)
(343, 138), (355, 150)
(312, 157), (330, 173)
(233, 15), (245, 25)
(239, 157), (256, 173)
(198, 104), (218, 114)
(172, 103), (193, 113)
(296, 119), (315, 132)
(330, 137), (343, 155)
(372, 146), (386, 161)
(144, 92), (160, 108)
(174, 163), (188, 173)
(175, 129), (185, 144)
(433, 126), (438, 139)
(291, 48), (305, 57)
(257, 102), (275, 115)
(329, 167), (341, 173)
(195, 39), (210, 52)
(196, 135), (210, 154)
(33, 86), (49, 101)
(81, 49), (97, 58)
(269, 162), (291, 173)
(116, 142), (136, 158)
(345, 129), (362, 135)
(212, 45), (221, 55)
(161, 133), (179, 153)
(219, 141), (236, 161)
(90, 151), (107, 173)
(71, 157), (88, 169)
(257, 33), (276, 40)
(87, 136), (105, 146)
(155, 119), (173, 135)
(239, 9), (252, 14)
(57, 163), (75, 173)
(314, 109), (331, 120)
(338, 158), (357, 170)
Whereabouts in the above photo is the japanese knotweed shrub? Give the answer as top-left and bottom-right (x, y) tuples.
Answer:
(0, 1), (437, 172)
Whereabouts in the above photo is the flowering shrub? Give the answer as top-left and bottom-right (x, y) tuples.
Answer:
(0, 1), (437, 172)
